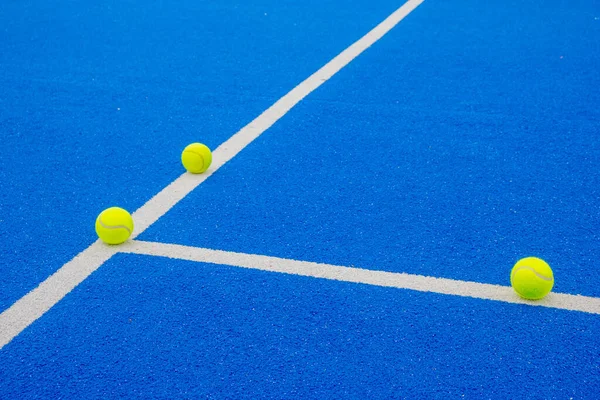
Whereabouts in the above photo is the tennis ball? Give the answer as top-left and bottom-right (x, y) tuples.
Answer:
(181, 143), (212, 174)
(95, 207), (134, 245)
(510, 257), (554, 300)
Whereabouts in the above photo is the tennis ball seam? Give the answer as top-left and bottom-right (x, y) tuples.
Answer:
(183, 150), (206, 169)
(512, 266), (553, 281)
(97, 217), (132, 234)
(183, 149), (206, 159)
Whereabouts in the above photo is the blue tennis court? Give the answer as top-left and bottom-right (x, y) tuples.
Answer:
(1, 0), (599, 398)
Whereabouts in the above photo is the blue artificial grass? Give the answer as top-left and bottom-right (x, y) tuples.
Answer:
(1, 0), (599, 398)
(141, 0), (600, 297)
(1, 254), (598, 399)
(0, 0), (403, 312)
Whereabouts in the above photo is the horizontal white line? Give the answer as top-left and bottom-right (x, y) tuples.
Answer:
(0, 0), (424, 350)
(121, 240), (600, 315)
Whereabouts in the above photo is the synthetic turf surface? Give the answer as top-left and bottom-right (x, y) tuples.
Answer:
(0, 0), (403, 312)
(1, 254), (598, 398)
(142, 0), (600, 296)
(1, 0), (600, 398)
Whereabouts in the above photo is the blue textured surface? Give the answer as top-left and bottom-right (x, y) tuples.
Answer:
(0, 0), (402, 312)
(141, 0), (600, 297)
(1, 254), (599, 399)
(1, 0), (600, 398)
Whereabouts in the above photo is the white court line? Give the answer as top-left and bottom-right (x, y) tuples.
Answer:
(0, 243), (117, 349)
(0, 0), (425, 350)
(129, 0), (423, 237)
(121, 240), (600, 315)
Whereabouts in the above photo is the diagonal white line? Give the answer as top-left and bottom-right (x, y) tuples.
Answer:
(130, 0), (424, 237)
(0, 243), (117, 349)
(121, 240), (600, 315)
(0, 0), (425, 350)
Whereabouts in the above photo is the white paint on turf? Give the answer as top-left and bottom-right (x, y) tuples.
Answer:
(130, 0), (425, 238)
(121, 240), (600, 315)
(0, 0), (425, 349)
(0, 242), (117, 349)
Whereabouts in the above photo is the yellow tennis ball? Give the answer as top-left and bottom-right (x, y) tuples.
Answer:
(181, 143), (212, 174)
(95, 207), (134, 245)
(510, 257), (554, 300)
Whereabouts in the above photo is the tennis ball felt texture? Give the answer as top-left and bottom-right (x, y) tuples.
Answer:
(95, 207), (134, 245)
(181, 143), (212, 173)
(510, 257), (554, 300)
